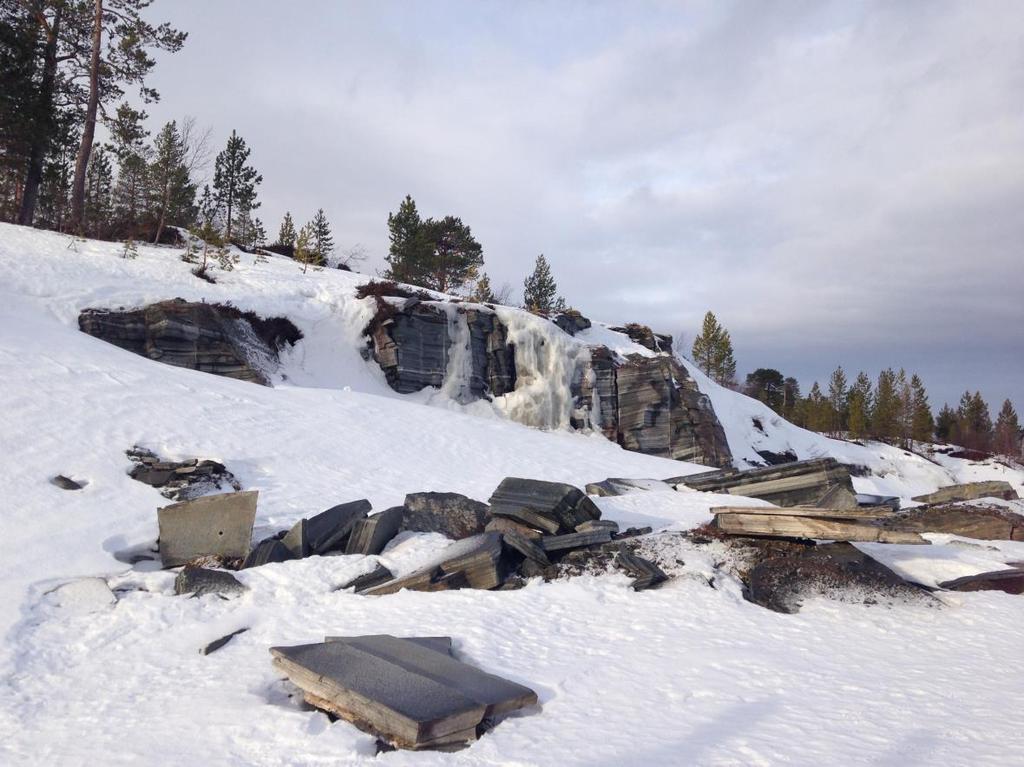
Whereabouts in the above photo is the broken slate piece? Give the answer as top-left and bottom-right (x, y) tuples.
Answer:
(283, 499), (371, 557)
(615, 548), (669, 591)
(938, 569), (1024, 595)
(538, 529), (612, 553)
(200, 627), (249, 655)
(270, 635), (537, 749)
(345, 506), (404, 555)
(488, 477), (600, 534)
(50, 474), (85, 490)
(174, 565), (247, 597)
(157, 490), (257, 568)
(363, 533), (505, 595)
(576, 519), (620, 534)
(485, 516), (544, 540)
(242, 538), (293, 569)
(584, 478), (674, 497)
(336, 563), (393, 592)
(401, 492), (490, 539)
(501, 531), (551, 567)
(912, 481), (1019, 505)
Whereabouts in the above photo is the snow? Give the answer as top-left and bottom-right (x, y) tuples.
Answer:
(1, 223), (1024, 765)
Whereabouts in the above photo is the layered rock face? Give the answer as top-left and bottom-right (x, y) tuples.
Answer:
(364, 298), (732, 467)
(79, 299), (301, 385)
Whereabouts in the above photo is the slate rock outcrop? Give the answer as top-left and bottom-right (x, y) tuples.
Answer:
(79, 298), (301, 384)
(400, 492), (491, 540)
(880, 503), (1024, 541)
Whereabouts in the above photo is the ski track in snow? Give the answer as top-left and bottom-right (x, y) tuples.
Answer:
(1, 223), (1023, 765)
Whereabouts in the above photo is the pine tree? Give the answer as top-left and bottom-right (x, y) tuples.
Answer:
(293, 222), (317, 274)
(68, 0), (186, 233)
(212, 130), (262, 240)
(743, 368), (786, 413)
(782, 377), (802, 423)
(472, 273), (498, 303)
(251, 217), (266, 249)
(84, 145), (113, 238)
(108, 103), (150, 236)
(846, 372), (873, 440)
(993, 399), (1021, 457)
(909, 374), (934, 445)
(310, 208), (334, 264)
(421, 215), (483, 293)
(522, 254), (565, 313)
(958, 391), (993, 452)
(277, 212), (296, 247)
(872, 368), (899, 442)
(691, 311), (735, 386)
(935, 404), (958, 443)
(149, 119), (198, 243)
(806, 382), (829, 432)
(827, 366), (848, 436)
(384, 195), (431, 285)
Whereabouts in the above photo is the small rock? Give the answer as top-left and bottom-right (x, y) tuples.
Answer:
(174, 565), (247, 597)
(242, 538), (293, 569)
(337, 563), (394, 592)
(200, 627), (249, 655)
(50, 474), (85, 490)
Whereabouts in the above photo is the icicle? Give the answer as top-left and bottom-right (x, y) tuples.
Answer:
(438, 303), (474, 405)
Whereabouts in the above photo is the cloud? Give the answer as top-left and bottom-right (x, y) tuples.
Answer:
(146, 0), (1024, 408)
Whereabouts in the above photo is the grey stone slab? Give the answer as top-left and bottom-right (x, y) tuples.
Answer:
(51, 474), (85, 490)
(270, 640), (487, 748)
(538, 529), (612, 553)
(363, 533), (505, 595)
(615, 549), (669, 591)
(576, 519), (620, 534)
(326, 635), (454, 657)
(174, 565), (247, 597)
(157, 490), (257, 567)
(345, 506), (405, 555)
(286, 500), (371, 557)
(242, 538), (293, 569)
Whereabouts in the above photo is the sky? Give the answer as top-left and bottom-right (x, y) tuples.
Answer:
(143, 0), (1024, 411)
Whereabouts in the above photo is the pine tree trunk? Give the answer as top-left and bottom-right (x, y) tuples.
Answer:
(69, 0), (103, 234)
(17, 5), (63, 227)
(153, 182), (170, 244)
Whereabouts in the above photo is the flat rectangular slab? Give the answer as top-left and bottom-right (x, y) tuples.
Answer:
(912, 481), (1019, 505)
(714, 512), (929, 544)
(346, 506), (404, 555)
(538, 529), (612, 552)
(326, 635), (454, 657)
(157, 490), (257, 567)
(363, 533), (504, 595)
(488, 477), (599, 535)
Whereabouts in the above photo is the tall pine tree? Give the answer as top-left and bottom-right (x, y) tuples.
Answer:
(277, 211), (296, 247)
(522, 254), (565, 313)
(909, 374), (934, 445)
(827, 366), (848, 436)
(993, 399), (1021, 457)
(846, 372), (873, 440)
(691, 311), (736, 386)
(310, 208), (334, 264)
(213, 129), (261, 240)
(872, 368), (899, 442)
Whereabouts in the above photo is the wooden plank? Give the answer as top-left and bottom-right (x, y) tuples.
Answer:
(714, 512), (929, 544)
(712, 505), (896, 520)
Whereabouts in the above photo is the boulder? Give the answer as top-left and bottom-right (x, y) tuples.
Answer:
(157, 490), (258, 568)
(174, 565), (247, 597)
(79, 299), (301, 385)
(400, 492), (490, 540)
(744, 542), (926, 614)
(488, 478), (601, 535)
(551, 310), (591, 336)
(881, 503), (1024, 541)
(609, 323), (673, 354)
(912, 481), (1019, 505)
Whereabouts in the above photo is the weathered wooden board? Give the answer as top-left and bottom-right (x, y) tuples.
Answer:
(714, 512), (929, 544)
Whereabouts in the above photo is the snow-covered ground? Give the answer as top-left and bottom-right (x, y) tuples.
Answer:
(1, 223), (1023, 765)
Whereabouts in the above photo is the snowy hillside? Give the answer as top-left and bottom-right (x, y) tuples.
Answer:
(1, 223), (1023, 765)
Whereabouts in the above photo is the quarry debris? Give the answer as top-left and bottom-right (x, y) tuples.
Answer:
(939, 568), (1024, 595)
(282, 499), (371, 557)
(671, 458), (858, 509)
(400, 492), (491, 539)
(201, 627), (249, 655)
(157, 490), (257, 567)
(50, 474), (85, 490)
(911, 481), (1019, 505)
(488, 477), (601, 535)
(127, 445), (240, 501)
(712, 505), (928, 544)
(242, 538), (293, 569)
(270, 634), (537, 750)
(346, 506), (405, 555)
(877, 503), (1024, 541)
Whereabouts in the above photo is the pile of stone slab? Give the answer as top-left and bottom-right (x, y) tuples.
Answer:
(910, 480), (1019, 505)
(270, 634), (537, 750)
(670, 457), (859, 509)
(712, 505), (928, 544)
(128, 446), (241, 501)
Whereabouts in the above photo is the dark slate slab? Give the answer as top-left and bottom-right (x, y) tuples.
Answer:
(345, 506), (405, 555)
(157, 490), (258, 568)
(538, 529), (612, 553)
(286, 500), (372, 557)
(336, 563), (394, 592)
(501, 531), (551, 567)
(615, 549), (669, 591)
(51, 474), (85, 490)
(200, 627), (249, 655)
(363, 533), (505, 595)
(401, 493), (490, 540)
(576, 519), (620, 534)
(939, 569), (1024, 594)
(174, 565), (247, 597)
(242, 538), (293, 569)
(487, 477), (600, 534)
(326, 635), (454, 657)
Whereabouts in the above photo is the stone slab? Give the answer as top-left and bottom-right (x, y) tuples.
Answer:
(157, 490), (257, 568)
(345, 506), (404, 555)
